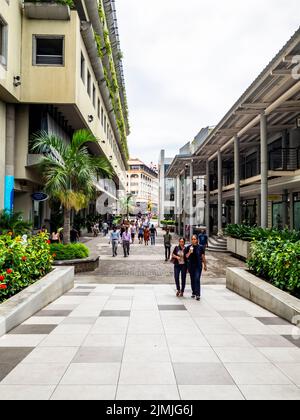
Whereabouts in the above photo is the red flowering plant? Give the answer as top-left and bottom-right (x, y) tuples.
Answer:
(0, 232), (53, 302)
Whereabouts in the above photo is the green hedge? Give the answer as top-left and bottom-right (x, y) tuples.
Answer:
(225, 224), (300, 243)
(50, 243), (89, 260)
(247, 239), (300, 296)
(24, 0), (74, 6)
(161, 220), (175, 226)
(0, 233), (53, 303)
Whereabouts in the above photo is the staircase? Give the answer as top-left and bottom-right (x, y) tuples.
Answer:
(208, 236), (228, 253)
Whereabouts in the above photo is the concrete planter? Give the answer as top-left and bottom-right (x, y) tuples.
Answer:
(226, 267), (300, 325)
(0, 266), (74, 337)
(53, 256), (100, 273)
(227, 237), (236, 254)
(24, 2), (71, 20)
(227, 237), (251, 260)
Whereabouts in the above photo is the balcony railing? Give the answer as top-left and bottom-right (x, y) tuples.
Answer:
(269, 148), (300, 172)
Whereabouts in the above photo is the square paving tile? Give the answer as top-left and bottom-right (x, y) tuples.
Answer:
(83, 334), (126, 348)
(258, 347), (300, 363)
(205, 334), (253, 348)
(224, 363), (292, 385)
(119, 362), (176, 385)
(61, 317), (97, 325)
(245, 335), (295, 348)
(99, 310), (131, 317)
(34, 310), (72, 317)
(0, 348), (34, 365)
(60, 363), (120, 385)
(73, 347), (123, 363)
(22, 347), (78, 365)
(169, 347), (220, 364)
(166, 334), (210, 348)
(239, 385), (300, 400)
(65, 292), (91, 296)
(116, 385), (180, 401)
(1, 363), (67, 385)
(214, 347), (268, 363)
(173, 363), (234, 385)
(0, 364), (16, 382)
(51, 385), (116, 400)
(22, 317), (65, 325)
(50, 324), (92, 335)
(39, 333), (88, 347)
(76, 286), (97, 290)
(123, 342), (170, 363)
(0, 385), (55, 400)
(256, 317), (290, 326)
(158, 305), (187, 311)
(179, 385), (245, 400)
(275, 363), (300, 386)
(115, 287), (134, 290)
(0, 335), (47, 348)
(282, 336), (300, 348)
(218, 311), (251, 318)
(8, 325), (57, 335)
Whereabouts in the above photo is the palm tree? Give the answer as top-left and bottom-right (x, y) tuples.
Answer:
(0, 210), (32, 236)
(32, 129), (112, 244)
(119, 194), (134, 218)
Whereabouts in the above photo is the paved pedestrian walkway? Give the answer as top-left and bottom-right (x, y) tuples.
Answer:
(0, 229), (299, 400)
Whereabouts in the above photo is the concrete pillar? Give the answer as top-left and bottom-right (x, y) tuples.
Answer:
(189, 161), (194, 242)
(218, 149), (222, 233)
(289, 192), (294, 230)
(206, 160), (210, 236)
(4, 105), (15, 211)
(234, 135), (240, 224)
(260, 113), (268, 228)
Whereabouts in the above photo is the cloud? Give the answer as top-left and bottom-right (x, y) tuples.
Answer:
(117, 0), (300, 163)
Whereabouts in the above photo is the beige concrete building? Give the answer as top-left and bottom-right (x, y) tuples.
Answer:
(127, 158), (159, 215)
(0, 0), (129, 228)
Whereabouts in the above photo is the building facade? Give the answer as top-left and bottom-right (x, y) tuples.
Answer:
(127, 158), (158, 215)
(167, 28), (300, 237)
(0, 0), (129, 228)
(158, 150), (175, 222)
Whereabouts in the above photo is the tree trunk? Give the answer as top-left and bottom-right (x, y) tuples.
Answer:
(63, 208), (71, 244)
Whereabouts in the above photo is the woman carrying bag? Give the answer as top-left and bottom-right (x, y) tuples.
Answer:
(172, 238), (188, 297)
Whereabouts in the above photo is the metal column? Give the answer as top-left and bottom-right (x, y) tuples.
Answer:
(4, 104), (15, 211)
(218, 149), (222, 233)
(189, 161), (194, 241)
(234, 135), (241, 224)
(260, 113), (268, 228)
(206, 160), (210, 236)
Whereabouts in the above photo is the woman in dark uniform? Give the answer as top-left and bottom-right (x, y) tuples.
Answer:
(186, 235), (207, 301)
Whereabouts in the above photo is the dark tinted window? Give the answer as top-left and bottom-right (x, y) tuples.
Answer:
(35, 37), (63, 65)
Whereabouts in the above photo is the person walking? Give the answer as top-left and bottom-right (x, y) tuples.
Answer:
(144, 226), (150, 246)
(150, 224), (157, 246)
(110, 226), (120, 257)
(130, 222), (136, 244)
(172, 238), (188, 297)
(102, 221), (108, 237)
(198, 229), (208, 249)
(163, 229), (172, 261)
(122, 227), (131, 258)
(51, 231), (60, 244)
(138, 225), (144, 244)
(186, 235), (207, 301)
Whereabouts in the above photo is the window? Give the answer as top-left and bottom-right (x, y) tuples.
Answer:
(92, 84), (96, 107)
(104, 115), (107, 133)
(87, 70), (91, 96)
(97, 99), (100, 119)
(101, 107), (104, 126)
(34, 36), (64, 65)
(80, 52), (85, 83)
(0, 16), (8, 67)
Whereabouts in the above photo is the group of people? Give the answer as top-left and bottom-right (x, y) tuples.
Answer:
(109, 217), (159, 258)
(164, 229), (208, 301)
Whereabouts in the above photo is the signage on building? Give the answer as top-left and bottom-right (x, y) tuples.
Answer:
(31, 192), (49, 202)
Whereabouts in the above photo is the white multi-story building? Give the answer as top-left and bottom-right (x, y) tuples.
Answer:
(127, 158), (159, 214)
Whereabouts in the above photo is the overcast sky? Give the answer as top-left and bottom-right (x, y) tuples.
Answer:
(117, 0), (299, 165)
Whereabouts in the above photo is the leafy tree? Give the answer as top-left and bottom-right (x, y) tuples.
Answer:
(32, 129), (112, 244)
(0, 210), (32, 236)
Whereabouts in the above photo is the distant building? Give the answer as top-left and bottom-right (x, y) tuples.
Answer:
(127, 158), (159, 214)
(158, 150), (175, 222)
